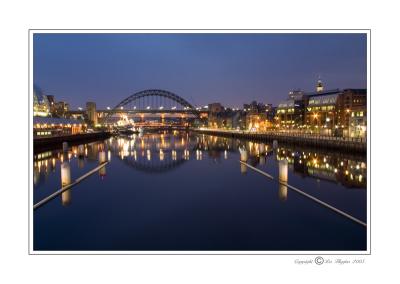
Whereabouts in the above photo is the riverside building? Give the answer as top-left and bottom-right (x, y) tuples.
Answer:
(276, 78), (367, 138)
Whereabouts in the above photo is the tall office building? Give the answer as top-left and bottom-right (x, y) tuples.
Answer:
(86, 102), (97, 125)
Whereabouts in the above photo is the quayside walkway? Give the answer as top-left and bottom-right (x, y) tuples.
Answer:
(191, 128), (366, 153)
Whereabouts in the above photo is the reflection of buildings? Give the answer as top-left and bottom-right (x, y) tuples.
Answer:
(33, 153), (56, 187)
(196, 135), (237, 160)
(107, 132), (196, 173)
(33, 132), (367, 212)
(33, 144), (91, 187)
(276, 147), (366, 188)
(34, 142), (109, 207)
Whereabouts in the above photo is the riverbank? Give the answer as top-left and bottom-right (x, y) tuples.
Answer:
(34, 132), (112, 153)
(191, 128), (367, 153)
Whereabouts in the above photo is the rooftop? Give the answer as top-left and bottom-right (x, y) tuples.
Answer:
(278, 100), (295, 109)
(305, 89), (342, 97)
(33, 116), (84, 125)
(308, 94), (339, 106)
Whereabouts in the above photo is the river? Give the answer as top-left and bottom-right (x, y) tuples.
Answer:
(33, 131), (367, 251)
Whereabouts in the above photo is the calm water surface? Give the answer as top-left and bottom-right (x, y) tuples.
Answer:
(33, 131), (367, 251)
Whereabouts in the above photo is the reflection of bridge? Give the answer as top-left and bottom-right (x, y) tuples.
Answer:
(121, 152), (188, 173)
(108, 133), (197, 174)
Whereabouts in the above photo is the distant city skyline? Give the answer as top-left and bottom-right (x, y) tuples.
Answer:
(33, 33), (367, 109)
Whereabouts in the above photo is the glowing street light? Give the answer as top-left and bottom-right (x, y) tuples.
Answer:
(107, 106), (111, 110)
(146, 106), (150, 110)
(120, 106), (124, 110)
(78, 107), (82, 111)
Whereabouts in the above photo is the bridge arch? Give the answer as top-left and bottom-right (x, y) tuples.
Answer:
(113, 89), (195, 110)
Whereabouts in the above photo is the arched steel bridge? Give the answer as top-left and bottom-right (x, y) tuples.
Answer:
(105, 89), (199, 121)
(115, 89), (195, 110)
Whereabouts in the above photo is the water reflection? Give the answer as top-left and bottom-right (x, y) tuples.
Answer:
(195, 134), (366, 191)
(34, 132), (366, 189)
(34, 141), (110, 206)
(61, 152), (71, 206)
(275, 147), (366, 188)
(278, 160), (288, 202)
(110, 133), (196, 173)
(33, 131), (367, 250)
(33, 131), (366, 208)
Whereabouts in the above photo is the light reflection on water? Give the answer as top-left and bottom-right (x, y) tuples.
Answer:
(33, 131), (367, 251)
(34, 133), (366, 189)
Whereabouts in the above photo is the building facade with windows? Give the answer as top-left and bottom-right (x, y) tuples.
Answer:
(33, 85), (50, 117)
(305, 88), (367, 137)
(54, 101), (70, 118)
(33, 117), (86, 138)
(305, 89), (342, 135)
(275, 90), (306, 129)
(275, 79), (367, 137)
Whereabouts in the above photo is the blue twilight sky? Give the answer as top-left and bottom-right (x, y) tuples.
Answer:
(33, 33), (367, 109)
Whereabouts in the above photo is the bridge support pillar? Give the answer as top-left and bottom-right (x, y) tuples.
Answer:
(273, 140), (278, 149)
(78, 145), (85, 158)
(278, 160), (288, 201)
(239, 147), (248, 162)
(62, 142), (68, 152)
(99, 150), (107, 178)
(259, 143), (266, 155)
(61, 160), (71, 206)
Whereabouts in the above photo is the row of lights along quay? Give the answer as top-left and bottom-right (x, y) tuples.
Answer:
(33, 78), (366, 152)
